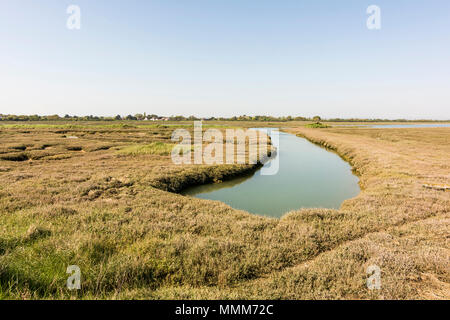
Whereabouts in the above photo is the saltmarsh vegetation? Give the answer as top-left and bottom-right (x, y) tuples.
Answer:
(305, 122), (330, 129)
(117, 142), (175, 156)
(0, 122), (448, 299)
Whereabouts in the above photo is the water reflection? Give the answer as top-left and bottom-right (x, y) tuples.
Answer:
(182, 129), (360, 218)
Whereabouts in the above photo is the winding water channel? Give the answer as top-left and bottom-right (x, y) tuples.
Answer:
(182, 129), (360, 218)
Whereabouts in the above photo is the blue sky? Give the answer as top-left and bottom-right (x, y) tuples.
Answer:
(1, 0), (449, 119)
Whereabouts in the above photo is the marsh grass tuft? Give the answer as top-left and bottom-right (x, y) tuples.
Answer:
(66, 146), (83, 151)
(117, 142), (175, 156)
(0, 153), (29, 162)
(305, 122), (330, 128)
(24, 225), (51, 242)
(8, 145), (27, 151)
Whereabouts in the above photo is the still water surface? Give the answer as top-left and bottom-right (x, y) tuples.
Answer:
(182, 129), (360, 218)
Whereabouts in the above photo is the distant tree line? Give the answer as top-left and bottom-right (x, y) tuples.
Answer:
(0, 113), (446, 122)
(0, 114), (310, 122)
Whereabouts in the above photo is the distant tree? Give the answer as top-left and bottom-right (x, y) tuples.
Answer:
(45, 115), (61, 121)
(312, 116), (321, 123)
(115, 115), (122, 120)
(134, 113), (145, 120)
(29, 114), (40, 121)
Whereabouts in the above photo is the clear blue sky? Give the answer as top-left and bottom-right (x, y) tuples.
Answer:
(1, 0), (449, 119)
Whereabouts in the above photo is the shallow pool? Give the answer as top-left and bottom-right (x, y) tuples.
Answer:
(182, 129), (360, 218)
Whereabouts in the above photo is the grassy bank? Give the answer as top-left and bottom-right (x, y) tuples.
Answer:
(0, 123), (448, 299)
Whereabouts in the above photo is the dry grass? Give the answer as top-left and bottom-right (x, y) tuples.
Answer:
(0, 123), (448, 299)
(117, 142), (176, 156)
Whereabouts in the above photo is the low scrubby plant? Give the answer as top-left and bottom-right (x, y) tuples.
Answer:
(305, 122), (330, 128)
(117, 142), (175, 156)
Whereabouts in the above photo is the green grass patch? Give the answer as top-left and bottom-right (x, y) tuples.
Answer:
(305, 122), (330, 128)
(117, 142), (176, 156)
